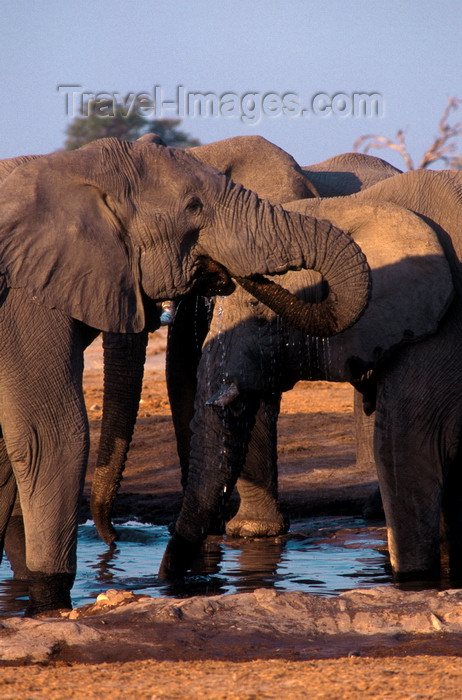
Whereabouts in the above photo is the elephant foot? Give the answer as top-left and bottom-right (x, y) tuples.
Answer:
(25, 572), (74, 617)
(362, 487), (385, 520)
(168, 515), (226, 537)
(393, 566), (441, 590)
(158, 533), (203, 580)
(226, 514), (289, 538)
(3, 514), (28, 580)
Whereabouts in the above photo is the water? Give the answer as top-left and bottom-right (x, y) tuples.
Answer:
(0, 516), (390, 614)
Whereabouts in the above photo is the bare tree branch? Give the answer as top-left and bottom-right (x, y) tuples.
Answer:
(353, 131), (414, 169)
(353, 96), (461, 170)
(418, 96), (462, 168)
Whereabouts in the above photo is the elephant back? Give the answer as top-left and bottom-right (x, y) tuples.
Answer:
(303, 152), (401, 197)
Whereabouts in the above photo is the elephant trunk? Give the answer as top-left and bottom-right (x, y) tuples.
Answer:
(159, 386), (260, 578)
(90, 330), (148, 545)
(202, 183), (371, 336)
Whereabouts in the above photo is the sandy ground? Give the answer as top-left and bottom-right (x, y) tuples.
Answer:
(1, 327), (462, 698)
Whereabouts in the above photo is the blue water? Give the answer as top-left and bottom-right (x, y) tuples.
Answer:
(0, 516), (390, 614)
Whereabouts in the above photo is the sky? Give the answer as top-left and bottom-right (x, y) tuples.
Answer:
(1, 0), (461, 170)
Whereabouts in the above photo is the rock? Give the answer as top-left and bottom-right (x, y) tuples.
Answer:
(0, 617), (101, 663)
(94, 589), (137, 608)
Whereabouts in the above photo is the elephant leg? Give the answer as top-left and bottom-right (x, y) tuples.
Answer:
(0, 433), (18, 562)
(373, 343), (456, 583)
(0, 427), (28, 580)
(441, 443), (462, 582)
(4, 493), (27, 580)
(353, 387), (383, 519)
(226, 393), (288, 537)
(353, 386), (376, 468)
(0, 290), (89, 614)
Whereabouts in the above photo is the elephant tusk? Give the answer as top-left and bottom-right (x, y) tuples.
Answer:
(206, 382), (240, 407)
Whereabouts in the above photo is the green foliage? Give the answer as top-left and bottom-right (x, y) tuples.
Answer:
(63, 99), (200, 150)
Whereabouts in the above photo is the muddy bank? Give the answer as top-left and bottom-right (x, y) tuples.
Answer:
(2, 587), (462, 666)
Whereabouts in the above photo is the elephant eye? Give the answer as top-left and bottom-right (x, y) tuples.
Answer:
(185, 196), (203, 215)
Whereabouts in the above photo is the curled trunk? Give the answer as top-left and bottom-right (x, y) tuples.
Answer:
(201, 184), (371, 337)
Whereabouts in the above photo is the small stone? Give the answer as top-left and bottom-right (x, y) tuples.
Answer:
(169, 605), (183, 619)
(430, 613), (444, 631)
(95, 589), (136, 607)
(96, 592), (109, 602)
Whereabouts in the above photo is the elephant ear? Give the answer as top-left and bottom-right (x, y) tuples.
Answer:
(0, 154), (41, 184)
(0, 150), (145, 333)
(285, 200), (454, 381)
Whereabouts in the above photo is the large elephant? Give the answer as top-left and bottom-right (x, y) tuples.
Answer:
(159, 168), (462, 588)
(90, 138), (400, 545)
(0, 137), (371, 614)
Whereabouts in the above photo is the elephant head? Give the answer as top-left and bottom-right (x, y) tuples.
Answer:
(188, 135), (319, 201)
(0, 138), (370, 336)
(159, 176), (456, 578)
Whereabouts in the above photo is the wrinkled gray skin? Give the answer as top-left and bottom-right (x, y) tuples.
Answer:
(160, 169), (462, 587)
(90, 137), (400, 547)
(0, 137), (370, 614)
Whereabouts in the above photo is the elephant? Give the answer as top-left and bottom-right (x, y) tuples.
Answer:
(159, 168), (462, 589)
(89, 137), (401, 546)
(0, 137), (370, 614)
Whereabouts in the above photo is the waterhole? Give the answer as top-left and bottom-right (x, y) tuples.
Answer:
(0, 516), (390, 614)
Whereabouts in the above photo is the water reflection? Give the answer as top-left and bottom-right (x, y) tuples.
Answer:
(0, 516), (391, 614)
(0, 577), (29, 615)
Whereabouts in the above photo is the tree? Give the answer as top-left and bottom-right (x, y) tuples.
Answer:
(63, 99), (200, 150)
(354, 96), (461, 170)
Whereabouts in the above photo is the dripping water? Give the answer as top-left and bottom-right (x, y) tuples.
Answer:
(321, 336), (333, 380)
(309, 336), (333, 381)
(267, 312), (280, 389)
(206, 295), (233, 523)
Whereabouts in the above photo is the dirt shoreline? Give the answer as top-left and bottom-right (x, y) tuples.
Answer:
(1, 328), (461, 698)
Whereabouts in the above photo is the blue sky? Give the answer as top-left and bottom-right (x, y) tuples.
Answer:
(1, 0), (461, 169)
